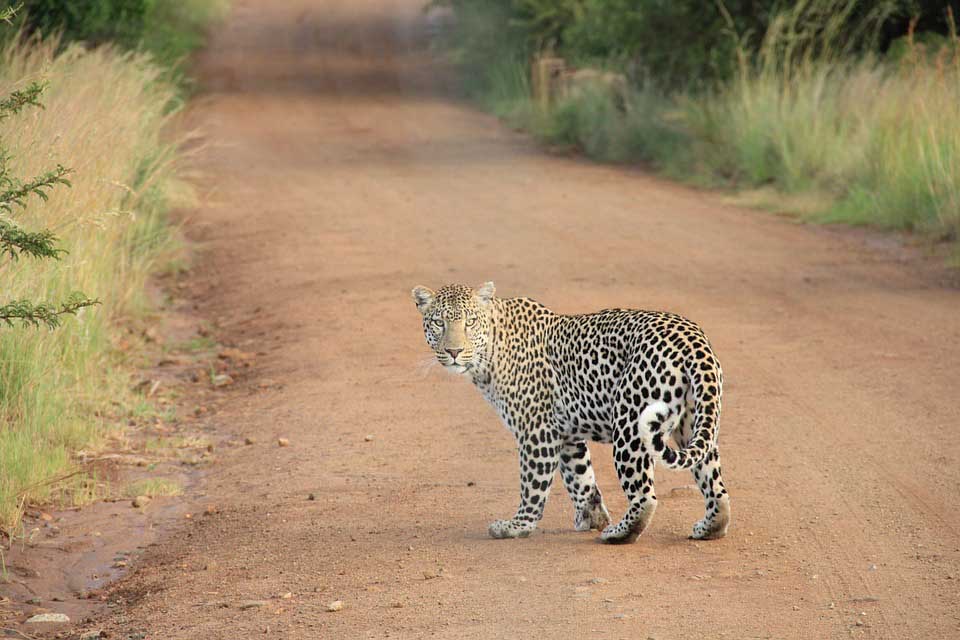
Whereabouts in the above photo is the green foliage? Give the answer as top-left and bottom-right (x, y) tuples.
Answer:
(437, 0), (960, 248)
(0, 81), (44, 118)
(1, 0), (228, 87)
(10, 0), (150, 48)
(436, 0), (958, 90)
(0, 294), (99, 328)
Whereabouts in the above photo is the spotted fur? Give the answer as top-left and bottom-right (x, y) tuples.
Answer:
(411, 282), (730, 543)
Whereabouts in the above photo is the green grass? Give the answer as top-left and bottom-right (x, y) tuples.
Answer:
(450, 0), (960, 250)
(124, 477), (182, 498)
(0, 37), (191, 532)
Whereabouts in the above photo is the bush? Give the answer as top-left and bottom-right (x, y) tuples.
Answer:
(11, 0), (150, 48)
(3, 0), (228, 83)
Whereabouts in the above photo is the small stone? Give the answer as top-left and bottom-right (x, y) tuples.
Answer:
(792, 605), (800, 611)
(391, 601), (404, 608)
(281, 592), (293, 599)
(466, 481), (475, 487)
(239, 600), (269, 610)
(307, 493), (316, 501)
(258, 379), (277, 389)
(112, 560), (127, 568)
(868, 564), (878, 571)
(218, 348), (254, 361)
(277, 438), (290, 447)
(132, 496), (151, 508)
(613, 614), (628, 620)
(212, 374), (234, 387)
(363, 435), (374, 442)
(26, 613), (70, 623)
(205, 505), (218, 515)
(855, 620), (864, 627)
(80, 631), (102, 639)
(589, 577), (609, 584)
(244, 437), (256, 445)
(326, 600), (344, 612)
(26, 597), (42, 605)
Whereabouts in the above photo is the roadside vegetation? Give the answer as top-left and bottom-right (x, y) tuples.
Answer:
(432, 0), (960, 249)
(0, 1), (226, 533)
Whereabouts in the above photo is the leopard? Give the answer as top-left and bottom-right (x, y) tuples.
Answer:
(411, 281), (730, 544)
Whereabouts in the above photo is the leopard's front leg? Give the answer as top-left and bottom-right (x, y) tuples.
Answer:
(489, 424), (560, 539)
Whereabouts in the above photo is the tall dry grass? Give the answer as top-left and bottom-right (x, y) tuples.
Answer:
(461, 0), (960, 248)
(681, 4), (960, 239)
(0, 36), (189, 532)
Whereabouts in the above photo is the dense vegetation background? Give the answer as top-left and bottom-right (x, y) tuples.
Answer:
(2, 0), (225, 81)
(434, 0), (960, 246)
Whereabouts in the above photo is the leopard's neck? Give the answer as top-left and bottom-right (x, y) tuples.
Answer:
(468, 297), (558, 395)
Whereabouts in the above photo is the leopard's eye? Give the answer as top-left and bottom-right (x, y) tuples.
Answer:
(465, 316), (477, 328)
(430, 318), (443, 331)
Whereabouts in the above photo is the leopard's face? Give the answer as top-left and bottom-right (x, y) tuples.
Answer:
(411, 282), (495, 375)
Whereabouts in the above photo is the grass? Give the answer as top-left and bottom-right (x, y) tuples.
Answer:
(452, 1), (960, 251)
(124, 477), (183, 498)
(0, 36), (190, 532)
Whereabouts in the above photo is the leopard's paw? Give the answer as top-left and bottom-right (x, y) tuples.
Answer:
(599, 521), (639, 545)
(488, 519), (534, 539)
(574, 492), (611, 532)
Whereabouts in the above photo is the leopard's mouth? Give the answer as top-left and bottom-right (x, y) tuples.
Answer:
(441, 361), (472, 374)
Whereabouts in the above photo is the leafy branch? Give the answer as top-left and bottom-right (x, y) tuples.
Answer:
(0, 3), (22, 25)
(0, 294), (100, 329)
(0, 163), (72, 214)
(0, 82), (45, 120)
(0, 219), (64, 260)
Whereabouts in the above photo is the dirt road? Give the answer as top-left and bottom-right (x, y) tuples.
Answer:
(93, 0), (960, 637)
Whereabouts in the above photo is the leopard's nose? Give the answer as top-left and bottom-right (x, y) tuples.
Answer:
(445, 348), (463, 360)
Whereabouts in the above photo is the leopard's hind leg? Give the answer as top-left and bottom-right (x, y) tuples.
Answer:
(599, 402), (672, 544)
(673, 408), (730, 539)
(690, 447), (730, 539)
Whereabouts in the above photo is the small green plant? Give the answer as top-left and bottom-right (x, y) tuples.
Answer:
(124, 477), (182, 498)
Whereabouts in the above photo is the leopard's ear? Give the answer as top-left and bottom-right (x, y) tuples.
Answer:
(411, 286), (435, 313)
(475, 281), (496, 306)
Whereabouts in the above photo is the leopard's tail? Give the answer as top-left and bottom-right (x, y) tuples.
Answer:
(638, 360), (722, 470)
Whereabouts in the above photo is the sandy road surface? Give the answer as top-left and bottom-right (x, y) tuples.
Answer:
(88, 0), (960, 637)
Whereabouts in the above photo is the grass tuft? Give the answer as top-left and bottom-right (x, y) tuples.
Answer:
(124, 477), (182, 498)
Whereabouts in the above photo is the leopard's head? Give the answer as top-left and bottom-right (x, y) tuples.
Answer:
(411, 281), (495, 375)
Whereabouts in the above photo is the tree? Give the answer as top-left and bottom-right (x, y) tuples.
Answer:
(0, 4), (97, 328)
